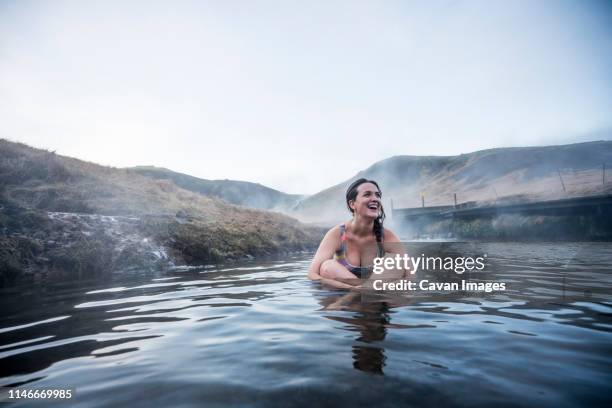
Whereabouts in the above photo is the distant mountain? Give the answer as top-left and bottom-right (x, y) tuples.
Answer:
(130, 166), (303, 212)
(292, 141), (612, 225)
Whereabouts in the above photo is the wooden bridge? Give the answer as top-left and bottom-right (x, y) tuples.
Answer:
(392, 194), (612, 223)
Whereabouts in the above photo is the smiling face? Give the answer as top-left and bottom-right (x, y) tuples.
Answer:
(349, 182), (382, 219)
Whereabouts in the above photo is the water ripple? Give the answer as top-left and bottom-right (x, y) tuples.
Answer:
(0, 245), (610, 407)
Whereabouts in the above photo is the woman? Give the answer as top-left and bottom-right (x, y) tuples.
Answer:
(308, 178), (403, 289)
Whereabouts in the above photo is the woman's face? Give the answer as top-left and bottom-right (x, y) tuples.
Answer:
(350, 182), (382, 219)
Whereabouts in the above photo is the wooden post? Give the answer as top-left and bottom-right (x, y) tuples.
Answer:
(453, 193), (457, 208)
(557, 169), (566, 192)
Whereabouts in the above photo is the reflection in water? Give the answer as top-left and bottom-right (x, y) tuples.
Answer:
(351, 305), (389, 374)
(319, 292), (391, 374)
(319, 289), (434, 375)
(0, 244), (610, 407)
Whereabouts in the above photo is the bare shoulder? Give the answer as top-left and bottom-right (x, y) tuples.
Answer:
(324, 221), (351, 240)
(383, 227), (401, 242)
(324, 224), (341, 239)
(318, 224), (342, 247)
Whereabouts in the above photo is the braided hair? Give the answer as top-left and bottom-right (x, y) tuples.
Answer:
(345, 178), (386, 243)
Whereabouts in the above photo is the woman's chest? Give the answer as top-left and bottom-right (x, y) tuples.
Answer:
(342, 235), (379, 265)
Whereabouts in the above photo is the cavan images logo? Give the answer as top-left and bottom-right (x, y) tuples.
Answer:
(371, 253), (507, 293)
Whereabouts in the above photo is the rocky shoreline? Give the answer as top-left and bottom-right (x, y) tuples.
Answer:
(0, 203), (321, 286)
(0, 205), (160, 285)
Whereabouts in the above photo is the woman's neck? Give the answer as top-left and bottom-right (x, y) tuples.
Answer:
(349, 215), (374, 237)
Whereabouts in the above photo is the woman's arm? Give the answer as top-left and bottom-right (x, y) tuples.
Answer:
(307, 226), (340, 280)
(308, 227), (361, 289)
(383, 228), (401, 244)
(382, 228), (412, 279)
(319, 277), (357, 290)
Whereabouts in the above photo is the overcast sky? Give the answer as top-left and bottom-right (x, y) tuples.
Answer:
(1, 0), (611, 194)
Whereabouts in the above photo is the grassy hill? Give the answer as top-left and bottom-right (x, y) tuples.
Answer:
(292, 141), (612, 224)
(0, 139), (322, 284)
(130, 166), (303, 212)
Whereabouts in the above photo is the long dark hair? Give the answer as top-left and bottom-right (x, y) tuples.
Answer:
(345, 178), (386, 243)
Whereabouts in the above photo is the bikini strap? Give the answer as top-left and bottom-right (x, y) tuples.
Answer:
(339, 223), (347, 240)
(338, 224), (347, 254)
